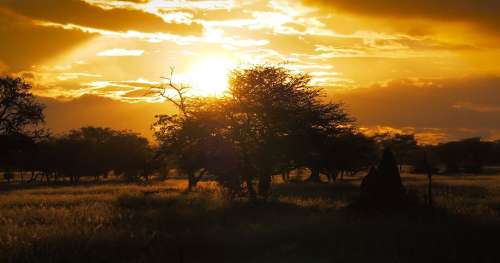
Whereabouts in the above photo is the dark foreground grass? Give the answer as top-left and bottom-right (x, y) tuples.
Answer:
(1, 175), (500, 263)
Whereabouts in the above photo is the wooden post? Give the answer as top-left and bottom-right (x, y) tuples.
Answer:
(424, 151), (433, 208)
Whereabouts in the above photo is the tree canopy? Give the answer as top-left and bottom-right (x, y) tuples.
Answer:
(153, 65), (357, 199)
(0, 76), (45, 137)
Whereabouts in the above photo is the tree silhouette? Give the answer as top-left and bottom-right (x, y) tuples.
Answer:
(436, 138), (492, 174)
(108, 130), (152, 181)
(23, 127), (152, 183)
(411, 145), (439, 174)
(329, 133), (379, 180)
(153, 65), (353, 199)
(151, 68), (221, 190)
(228, 66), (353, 189)
(1, 76), (45, 181)
(0, 76), (45, 137)
(374, 133), (419, 172)
(153, 97), (228, 190)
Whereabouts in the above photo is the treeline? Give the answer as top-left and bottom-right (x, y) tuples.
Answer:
(413, 138), (500, 174)
(149, 66), (500, 200)
(1, 69), (500, 198)
(0, 127), (153, 183)
(0, 76), (155, 183)
(372, 134), (500, 174)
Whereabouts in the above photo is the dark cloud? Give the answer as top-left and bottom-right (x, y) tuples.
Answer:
(0, 0), (203, 35)
(0, 8), (94, 72)
(304, 0), (500, 34)
(332, 76), (500, 141)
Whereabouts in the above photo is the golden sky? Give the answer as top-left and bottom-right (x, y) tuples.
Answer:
(1, 0), (500, 143)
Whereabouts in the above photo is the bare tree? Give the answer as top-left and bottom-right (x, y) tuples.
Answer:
(150, 67), (191, 117)
(151, 67), (209, 191)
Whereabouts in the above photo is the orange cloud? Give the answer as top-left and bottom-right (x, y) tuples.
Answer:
(0, 0), (203, 35)
(303, 0), (500, 35)
(0, 8), (94, 72)
(333, 76), (500, 142)
(97, 49), (145, 57)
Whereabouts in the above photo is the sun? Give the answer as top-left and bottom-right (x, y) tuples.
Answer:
(187, 57), (236, 96)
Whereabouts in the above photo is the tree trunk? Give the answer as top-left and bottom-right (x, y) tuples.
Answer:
(427, 172), (433, 207)
(187, 173), (196, 191)
(307, 166), (321, 182)
(424, 153), (433, 208)
(258, 173), (271, 199)
(281, 171), (290, 183)
(245, 176), (257, 202)
(29, 170), (36, 183)
(187, 170), (207, 191)
(329, 170), (338, 183)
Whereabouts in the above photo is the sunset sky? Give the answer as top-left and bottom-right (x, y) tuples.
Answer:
(1, 0), (500, 143)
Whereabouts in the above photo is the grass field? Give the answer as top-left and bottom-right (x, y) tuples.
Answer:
(1, 174), (500, 263)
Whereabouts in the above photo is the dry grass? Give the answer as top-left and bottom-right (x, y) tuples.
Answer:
(1, 174), (500, 263)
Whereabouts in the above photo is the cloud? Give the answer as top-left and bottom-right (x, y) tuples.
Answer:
(0, 8), (94, 72)
(0, 60), (9, 74)
(303, 0), (500, 34)
(452, 101), (500, 113)
(0, 0), (203, 35)
(38, 74), (500, 144)
(360, 126), (450, 145)
(56, 72), (103, 81)
(97, 49), (145, 57)
(332, 76), (500, 141)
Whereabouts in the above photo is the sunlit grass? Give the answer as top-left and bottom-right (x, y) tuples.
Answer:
(2, 175), (500, 262)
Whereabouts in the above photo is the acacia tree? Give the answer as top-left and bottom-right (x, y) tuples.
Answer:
(152, 68), (228, 191)
(326, 132), (379, 181)
(436, 137), (491, 174)
(0, 76), (45, 181)
(108, 130), (152, 181)
(153, 65), (353, 199)
(227, 66), (354, 192)
(375, 133), (419, 172)
(153, 98), (230, 191)
(29, 127), (152, 183)
(0, 76), (45, 137)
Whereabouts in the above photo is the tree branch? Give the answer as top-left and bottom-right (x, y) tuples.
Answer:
(149, 67), (191, 117)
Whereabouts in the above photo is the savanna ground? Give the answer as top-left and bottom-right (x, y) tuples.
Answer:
(1, 173), (500, 263)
